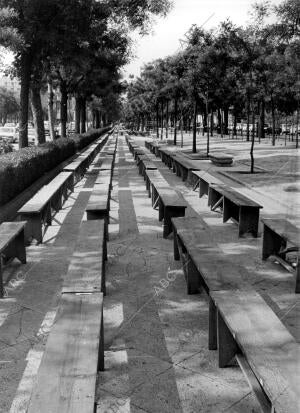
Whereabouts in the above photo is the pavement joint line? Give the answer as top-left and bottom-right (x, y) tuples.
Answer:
(221, 391), (253, 412)
(279, 301), (299, 322)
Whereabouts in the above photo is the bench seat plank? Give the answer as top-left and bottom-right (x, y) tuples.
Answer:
(0, 222), (27, 251)
(86, 188), (110, 213)
(18, 186), (54, 214)
(62, 221), (106, 294)
(27, 293), (104, 413)
(191, 170), (223, 195)
(211, 184), (262, 208)
(211, 290), (300, 413)
(158, 187), (187, 208)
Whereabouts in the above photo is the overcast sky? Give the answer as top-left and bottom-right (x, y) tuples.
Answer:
(123, 0), (281, 79)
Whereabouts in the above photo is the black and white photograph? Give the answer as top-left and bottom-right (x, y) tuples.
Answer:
(0, 0), (299, 412)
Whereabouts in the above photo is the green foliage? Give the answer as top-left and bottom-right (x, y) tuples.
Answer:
(0, 127), (110, 206)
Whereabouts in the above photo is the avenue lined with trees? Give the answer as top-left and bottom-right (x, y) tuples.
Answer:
(124, 0), (300, 159)
(0, 1), (299, 412)
(0, 0), (172, 147)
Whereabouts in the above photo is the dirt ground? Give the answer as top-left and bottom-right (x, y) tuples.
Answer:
(0, 132), (299, 413)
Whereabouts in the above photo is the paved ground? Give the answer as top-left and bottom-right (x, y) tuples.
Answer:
(0, 132), (299, 412)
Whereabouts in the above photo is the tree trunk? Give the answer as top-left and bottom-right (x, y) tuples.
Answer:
(223, 107), (229, 135)
(271, 95), (276, 146)
(233, 112), (237, 138)
(156, 102), (159, 139)
(160, 101), (164, 140)
(95, 110), (101, 129)
(31, 85), (45, 144)
(174, 97), (178, 145)
(210, 111), (214, 137)
(165, 100), (169, 140)
(19, 52), (32, 148)
(203, 111), (207, 136)
(60, 81), (68, 138)
(250, 109), (255, 173)
(47, 79), (56, 140)
(258, 98), (265, 142)
(192, 98), (197, 153)
(75, 96), (81, 134)
(206, 95), (210, 156)
(217, 108), (222, 137)
(80, 98), (86, 134)
(180, 99), (184, 148)
(246, 91), (250, 142)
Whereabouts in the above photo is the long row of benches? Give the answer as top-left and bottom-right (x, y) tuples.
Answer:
(143, 137), (299, 410)
(171, 216), (299, 413)
(0, 131), (113, 298)
(127, 137), (188, 238)
(144, 139), (299, 290)
(27, 134), (118, 411)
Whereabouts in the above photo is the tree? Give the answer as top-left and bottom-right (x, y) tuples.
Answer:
(0, 86), (19, 125)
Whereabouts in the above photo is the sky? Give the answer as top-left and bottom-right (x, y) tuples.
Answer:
(123, 0), (281, 79)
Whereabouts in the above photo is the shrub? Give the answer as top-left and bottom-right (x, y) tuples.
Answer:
(0, 127), (110, 206)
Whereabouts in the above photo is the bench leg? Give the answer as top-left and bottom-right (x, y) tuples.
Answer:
(158, 199), (164, 222)
(15, 230), (26, 264)
(218, 312), (239, 367)
(199, 180), (208, 199)
(173, 229), (180, 261)
(262, 226), (283, 260)
(163, 207), (186, 239)
(21, 215), (43, 245)
(182, 168), (188, 182)
(239, 207), (260, 238)
(209, 188), (222, 210)
(44, 204), (52, 226)
(186, 255), (199, 294)
(98, 311), (105, 372)
(209, 297), (217, 350)
(223, 197), (234, 223)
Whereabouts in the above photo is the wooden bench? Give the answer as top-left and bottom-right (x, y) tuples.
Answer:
(86, 186), (110, 241)
(18, 172), (74, 244)
(172, 154), (200, 182)
(209, 184), (263, 237)
(153, 186), (187, 238)
(171, 216), (250, 349)
(211, 289), (299, 413)
(191, 170), (223, 198)
(45, 171), (74, 209)
(0, 221), (27, 297)
(94, 170), (113, 190)
(63, 152), (90, 183)
(27, 292), (104, 413)
(18, 189), (55, 244)
(145, 140), (152, 150)
(62, 220), (106, 295)
(148, 173), (169, 207)
(261, 218), (299, 293)
(133, 147), (146, 160)
(158, 147), (175, 169)
(209, 152), (233, 166)
(138, 158), (157, 178)
(144, 169), (166, 198)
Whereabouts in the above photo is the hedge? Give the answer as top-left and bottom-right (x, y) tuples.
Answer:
(0, 127), (110, 206)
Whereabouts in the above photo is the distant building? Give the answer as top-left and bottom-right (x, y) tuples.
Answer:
(0, 75), (20, 99)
